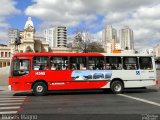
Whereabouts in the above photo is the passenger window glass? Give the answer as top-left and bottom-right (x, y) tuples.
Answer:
(13, 59), (30, 76)
(88, 57), (104, 70)
(50, 57), (68, 70)
(33, 56), (49, 70)
(139, 57), (153, 70)
(106, 57), (122, 70)
(123, 57), (138, 70)
(70, 57), (86, 70)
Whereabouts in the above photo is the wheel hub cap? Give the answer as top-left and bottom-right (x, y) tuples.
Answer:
(114, 84), (121, 92)
(36, 85), (43, 93)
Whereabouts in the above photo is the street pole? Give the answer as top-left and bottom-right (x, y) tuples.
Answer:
(14, 37), (21, 52)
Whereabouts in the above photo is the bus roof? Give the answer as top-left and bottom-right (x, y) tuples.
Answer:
(12, 52), (153, 58)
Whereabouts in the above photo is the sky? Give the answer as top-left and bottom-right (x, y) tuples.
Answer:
(0, 0), (160, 50)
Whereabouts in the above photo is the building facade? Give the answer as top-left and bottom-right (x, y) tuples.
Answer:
(102, 25), (117, 44)
(102, 25), (119, 53)
(119, 26), (134, 50)
(44, 26), (67, 48)
(10, 17), (49, 53)
(44, 28), (55, 48)
(0, 45), (11, 68)
(105, 42), (121, 53)
(8, 28), (19, 44)
(0, 17), (73, 68)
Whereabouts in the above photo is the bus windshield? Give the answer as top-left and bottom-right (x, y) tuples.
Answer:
(12, 59), (30, 76)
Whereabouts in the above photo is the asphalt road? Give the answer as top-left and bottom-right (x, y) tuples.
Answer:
(0, 67), (160, 120)
(0, 88), (160, 120)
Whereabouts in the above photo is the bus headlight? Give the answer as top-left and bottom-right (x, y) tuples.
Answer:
(8, 85), (11, 91)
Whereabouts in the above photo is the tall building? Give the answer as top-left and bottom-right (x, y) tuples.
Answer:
(102, 25), (117, 44)
(119, 26), (134, 50)
(44, 28), (55, 48)
(102, 25), (118, 53)
(44, 26), (67, 48)
(8, 28), (19, 44)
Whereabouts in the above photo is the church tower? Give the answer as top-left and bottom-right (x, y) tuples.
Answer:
(22, 17), (35, 52)
(9, 16), (49, 54)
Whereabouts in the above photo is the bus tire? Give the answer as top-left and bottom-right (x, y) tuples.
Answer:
(111, 81), (123, 94)
(33, 82), (47, 96)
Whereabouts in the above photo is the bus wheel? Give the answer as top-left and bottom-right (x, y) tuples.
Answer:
(33, 82), (47, 96)
(111, 81), (123, 94)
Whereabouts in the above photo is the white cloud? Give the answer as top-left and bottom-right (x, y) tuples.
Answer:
(133, 4), (160, 19)
(103, 3), (160, 49)
(0, 0), (21, 44)
(92, 31), (102, 41)
(25, 0), (160, 50)
(25, 0), (160, 27)
(0, 31), (8, 44)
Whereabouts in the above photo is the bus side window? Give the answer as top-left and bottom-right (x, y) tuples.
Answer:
(33, 56), (49, 70)
(88, 57), (104, 70)
(123, 57), (138, 70)
(50, 57), (69, 70)
(70, 57), (86, 70)
(139, 57), (153, 70)
(106, 57), (122, 70)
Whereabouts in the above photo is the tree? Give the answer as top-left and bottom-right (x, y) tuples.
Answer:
(72, 26), (104, 52)
(86, 42), (104, 52)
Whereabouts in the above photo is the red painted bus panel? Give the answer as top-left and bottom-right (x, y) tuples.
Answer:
(48, 81), (109, 90)
(9, 52), (109, 91)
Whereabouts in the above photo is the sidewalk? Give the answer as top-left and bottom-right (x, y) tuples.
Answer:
(0, 86), (9, 91)
(0, 66), (9, 86)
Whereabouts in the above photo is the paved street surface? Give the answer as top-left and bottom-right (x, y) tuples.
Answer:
(0, 91), (27, 115)
(0, 67), (160, 120)
(0, 88), (160, 120)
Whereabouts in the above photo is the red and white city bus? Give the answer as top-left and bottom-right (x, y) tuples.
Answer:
(8, 52), (158, 96)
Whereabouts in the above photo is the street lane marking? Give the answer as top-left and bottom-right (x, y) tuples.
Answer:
(0, 100), (24, 102)
(0, 103), (22, 105)
(0, 97), (26, 99)
(0, 111), (17, 114)
(0, 96), (27, 98)
(0, 98), (25, 100)
(118, 94), (160, 107)
(0, 106), (20, 110)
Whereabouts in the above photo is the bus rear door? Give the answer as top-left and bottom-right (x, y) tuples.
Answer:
(139, 57), (156, 86)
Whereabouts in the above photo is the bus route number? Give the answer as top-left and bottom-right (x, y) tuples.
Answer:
(35, 72), (45, 75)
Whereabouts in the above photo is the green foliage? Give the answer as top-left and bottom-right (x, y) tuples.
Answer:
(86, 42), (104, 52)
